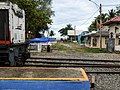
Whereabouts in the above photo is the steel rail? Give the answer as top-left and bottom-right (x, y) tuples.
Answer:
(29, 57), (120, 62)
(25, 60), (119, 66)
(86, 71), (120, 74)
(24, 64), (120, 68)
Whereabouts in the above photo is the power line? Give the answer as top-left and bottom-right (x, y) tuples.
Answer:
(79, 8), (99, 26)
(79, 3), (120, 26)
(102, 4), (120, 7)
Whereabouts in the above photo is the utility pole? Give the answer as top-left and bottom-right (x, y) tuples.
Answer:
(89, 0), (102, 49)
(99, 4), (102, 49)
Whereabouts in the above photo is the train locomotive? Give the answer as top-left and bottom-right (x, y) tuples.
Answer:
(0, 2), (30, 66)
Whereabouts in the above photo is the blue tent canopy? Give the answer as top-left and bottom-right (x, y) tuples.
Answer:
(30, 38), (56, 43)
(48, 38), (56, 41)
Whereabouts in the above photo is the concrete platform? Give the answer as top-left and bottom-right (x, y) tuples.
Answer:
(0, 68), (90, 90)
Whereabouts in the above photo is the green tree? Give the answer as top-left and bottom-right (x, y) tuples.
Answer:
(107, 9), (116, 20)
(88, 7), (120, 32)
(35, 0), (54, 37)
(88, 13), (107, 32)
(88, 21), (96, 32)
(116, 5), (120, 16)
(58, 24), (74, 36)
(49, 30), (55, 37)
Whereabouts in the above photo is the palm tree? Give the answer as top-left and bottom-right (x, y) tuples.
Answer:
(116, 6), (120, 16)
(58, 24), (73, 36)
(49, 30), (55, 37)
(107, 9), (116, 20)
(88, 13), (107, 32)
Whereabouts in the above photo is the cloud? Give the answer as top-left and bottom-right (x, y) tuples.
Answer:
(50, 0), (120, 38)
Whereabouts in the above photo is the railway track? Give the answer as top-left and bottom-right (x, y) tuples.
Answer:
(86, 71), (120, 74)
(29, 57), (120, 62)
(24, 55), (120, 90)
(24, 57), (120, 74)
(25, 60), (120, 66)
(25, 57), (120, 67)
(24, 64), (120, 68)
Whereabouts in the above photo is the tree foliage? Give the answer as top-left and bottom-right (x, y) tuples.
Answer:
(49, 30), (55, 37)
(58, 24), (74, 36)
(106, 9), (116, 20)
(88, 7), (120, 32)
(116, 5), (120, 16)
(88, 13), (107, 32)
(88, 21), (96, 32)
(0, 0), (54, 37)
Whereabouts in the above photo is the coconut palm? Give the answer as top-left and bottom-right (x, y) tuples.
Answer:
(58, 24), (74, 36)
(106, 9), (116, 20)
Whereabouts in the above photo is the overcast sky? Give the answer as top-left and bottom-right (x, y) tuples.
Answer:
(49, 0), (120, 38)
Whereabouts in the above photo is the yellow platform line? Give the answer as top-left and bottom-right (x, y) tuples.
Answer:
(0, 78), (87, 81)
(80, 68), (89, 81)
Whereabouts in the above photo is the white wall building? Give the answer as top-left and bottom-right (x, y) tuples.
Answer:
(67, 29), (84, 42)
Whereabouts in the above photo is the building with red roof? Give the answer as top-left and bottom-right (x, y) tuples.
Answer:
(103, 16), (120, 26)
(103, 16), (120, 51)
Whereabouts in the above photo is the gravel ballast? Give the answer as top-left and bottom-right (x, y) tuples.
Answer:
(31, 51), (120, 90)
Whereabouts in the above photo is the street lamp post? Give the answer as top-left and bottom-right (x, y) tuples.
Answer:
(89, 0), (102, 49)
(74, 26), (76, 41)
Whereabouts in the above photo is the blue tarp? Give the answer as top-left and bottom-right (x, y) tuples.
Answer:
(30, 38), (56, 43)
(48, 38), (56, 41)
(0, 80), (90, 90)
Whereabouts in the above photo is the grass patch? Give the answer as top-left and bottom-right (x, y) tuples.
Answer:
(51, 43), (71, 51)
(52, 43), (107, 53)
(75, 47), (106, 53)
(64, 41), (79, 45)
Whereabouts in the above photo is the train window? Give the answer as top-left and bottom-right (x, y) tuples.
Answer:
(12, 14), (14, 29)
(118, 38), (120, 45)
(21, 34), (23, 39)
(14, 33), (17, 40)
